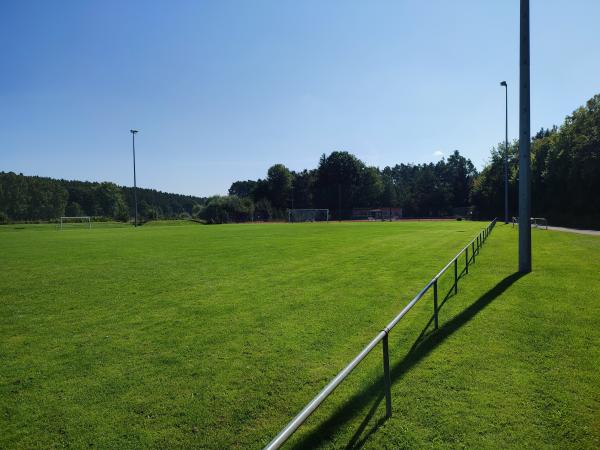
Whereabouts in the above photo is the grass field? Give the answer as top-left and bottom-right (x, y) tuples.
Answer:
(1, 220), (599, 449)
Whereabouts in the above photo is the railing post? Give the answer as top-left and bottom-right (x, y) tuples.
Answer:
(433, 279), (439, 329)
(454, 258), (458, 294)
(264, 219), (498, 449)
(382, 333), (392, 418)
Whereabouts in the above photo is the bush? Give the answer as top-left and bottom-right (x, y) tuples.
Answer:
(254, 198), (272, 221)
(200, 196), (254, 224)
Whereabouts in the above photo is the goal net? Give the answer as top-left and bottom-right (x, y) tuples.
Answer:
(288, 209), (329, 223)
(60, 216), (91, 230)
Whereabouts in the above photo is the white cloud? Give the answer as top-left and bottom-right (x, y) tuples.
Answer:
(433, 150), (445, 158)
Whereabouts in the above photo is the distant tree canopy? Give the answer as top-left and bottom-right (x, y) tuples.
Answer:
(228, 180), (257, 198)
(222, 149), (477, 220)
(198, 195), (254, 224)
(221, 93), (598, 226)
(2, 93), (598, 227)
(0, 173), (206, 223)
(0, 173), (68, 222)
(471, 93), (600, 228)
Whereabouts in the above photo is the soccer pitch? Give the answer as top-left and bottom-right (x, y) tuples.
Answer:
(1, 221), (599, 449)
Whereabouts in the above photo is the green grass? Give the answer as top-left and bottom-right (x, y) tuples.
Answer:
(1, 221), (598, 449)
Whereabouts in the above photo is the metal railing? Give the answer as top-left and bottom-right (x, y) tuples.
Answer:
(512, 216), (548, 230)
(265, 218), (497, 450)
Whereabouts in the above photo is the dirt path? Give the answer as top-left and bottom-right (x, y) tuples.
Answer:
(546, 226), (600, 236)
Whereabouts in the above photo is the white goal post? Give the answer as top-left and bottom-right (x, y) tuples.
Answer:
(60, 216), (91, 230)
(288, 209), (329, 223)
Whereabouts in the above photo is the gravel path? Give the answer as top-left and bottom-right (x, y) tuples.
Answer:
(546, 226), (600, 236)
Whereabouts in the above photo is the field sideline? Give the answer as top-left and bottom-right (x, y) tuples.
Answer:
(1, 221), (599, 448)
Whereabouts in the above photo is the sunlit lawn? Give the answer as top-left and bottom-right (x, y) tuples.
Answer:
(1, 220), (598, 448)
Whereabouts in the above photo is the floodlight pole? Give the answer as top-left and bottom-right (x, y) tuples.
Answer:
(500, 81), (509, 224)
(338, 183), (341, 221)
(130, 129), (139, 227)
(518, 0), (531, 273)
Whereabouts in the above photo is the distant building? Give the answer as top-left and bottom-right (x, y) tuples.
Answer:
(352, 207), (403, 221)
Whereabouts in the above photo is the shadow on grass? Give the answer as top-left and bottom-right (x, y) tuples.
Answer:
(290, 271), (525, 450)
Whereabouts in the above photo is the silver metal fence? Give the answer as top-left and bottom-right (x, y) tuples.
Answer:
(512, 216), (548, 230)
(265, 218), (498, 450)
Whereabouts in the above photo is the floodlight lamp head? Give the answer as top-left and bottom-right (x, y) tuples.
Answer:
(130, 129), (139, 134)
(500, 81), (507, 87)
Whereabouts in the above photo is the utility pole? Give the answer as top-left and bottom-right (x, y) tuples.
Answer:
(130, 129), (139, 227)
(518, 0), (532, 272)
(500, 81), (509, 224)
(338, 183), (342, 221)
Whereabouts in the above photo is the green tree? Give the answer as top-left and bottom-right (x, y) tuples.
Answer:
(470, 142), (518, 219)
(228, 180), (257, 198)
(291, 170), (316, 208)
(201, 196), (254, 224)
(444, 150), (477, 207)
(192, 203), (204, 218)
(381, 168), (398, 207)
(254, 198), (272, 221)
(315, 151), (365, 217)
(0, 172), (29, 220)
(356, 166), (384, 207)
(266, 164), (292, 210)
(94, 182), (128, 220)
(65, 202), (84, 217)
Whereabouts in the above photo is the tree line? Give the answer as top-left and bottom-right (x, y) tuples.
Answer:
(204, 93), (599, 227)
(0, 174), (206, 223)
(211, 149), (477, 223)
(2, 93), (598, 227)
(471, 93), (600, 228)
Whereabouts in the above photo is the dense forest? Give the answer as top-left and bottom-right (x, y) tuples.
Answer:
(224, 150), (476, 222)
(471, 93), (600, 228)
(0, 174), (206, 223)
(1, 93), (598, 227)
(211, 93), (600, 227)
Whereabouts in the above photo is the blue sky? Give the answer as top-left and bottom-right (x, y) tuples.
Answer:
(1, 1), (599, 197)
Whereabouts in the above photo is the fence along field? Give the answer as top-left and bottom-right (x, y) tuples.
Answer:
(265, 219), (496, 449)
(1, 220), (599, 449)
